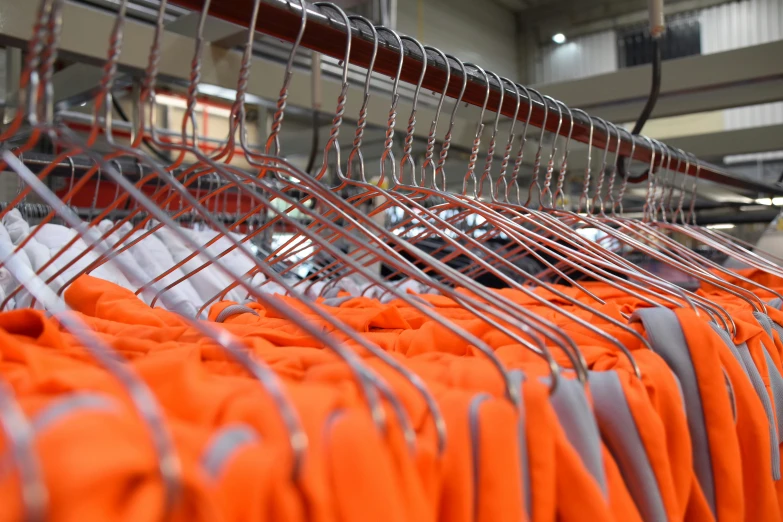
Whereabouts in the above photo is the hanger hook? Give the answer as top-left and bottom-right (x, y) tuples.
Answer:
(662, 146), (682, 223)
(420, 46), (451, 189)
(574, 109), (595, 214)
(651, 139), (671, 222)
(86, 0), (130, 148)
(38, 0), (66, 126)
(507, 83), (534, 205)
(673, 148), (691, 224)
(461, 62), (490, 200)
(265, 0), (308, 156)
(589, 116), (613, 217)
(599, 121), (622, 217)
(375, 26), (404, 190)
(614, 126), (636, 217)
(397, 35), (427, 188)
(225, 0), (263, 160)
(476, 70), (506, 201)
(524, 88), (548, 207)
(539, 95), (564, 208)
(550, 99), (574, 210)
(493, 78), (522, 203)
(434, 54), (468, 192)
(641, 135), (659, 222)
(345, 15), (379, 184)
(687, 154), (702, 226)
(18, 0), (57, 126)
(314, 2), (353, 183)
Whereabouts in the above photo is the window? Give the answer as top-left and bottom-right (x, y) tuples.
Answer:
(617, 13), (701, 68)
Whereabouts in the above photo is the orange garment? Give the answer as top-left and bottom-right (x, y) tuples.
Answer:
(4, 267), (782, 522)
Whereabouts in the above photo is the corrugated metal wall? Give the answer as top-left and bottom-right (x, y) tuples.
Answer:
(395, 0), (518, 78)
(700, 0), (783, 130)
(536, 30), (617, 83)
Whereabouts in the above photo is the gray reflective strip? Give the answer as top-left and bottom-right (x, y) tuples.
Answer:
(738, 341), (781, 478)
(631, 307), (716, 516)
(33, 393), (117, 432)
(770, 321), (783, 345)
(722, 368), (737, 424)
(769, 321), (783, 440)
(754, 312), (775, 339)
(321, 296), (354, 307)
(712, 317), (778, 463)
(769, 298), (783, 311)
(214, 304), (259, 323)
(323, 285), (342, 299)
(0, 393), (118, 477)
(541, 375), (608, 496)
(510, 370), (531, 519)
(753, 315), (783, 450)
(760, 317), (783, 441)
(469, 393), (492, 522)
(762, 347), (783, 446)
(709, 322), (750, 376)
(200, 424), (259, 479)
(589, 371), (667, 522)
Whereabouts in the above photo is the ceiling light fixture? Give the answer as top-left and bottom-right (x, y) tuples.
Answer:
(754, 197), (783, 206)
(552, 33), (566, 44)
(706, 223), (736, 230)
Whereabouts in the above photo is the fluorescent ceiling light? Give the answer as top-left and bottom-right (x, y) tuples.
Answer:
(552, 33), (566, 44)
(754, 197), (783, 206)
(706, 223), (736, 230)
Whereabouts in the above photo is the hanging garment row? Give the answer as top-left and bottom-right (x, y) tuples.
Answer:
(2, 0), (783, 521)
(0, 206), (435, 315)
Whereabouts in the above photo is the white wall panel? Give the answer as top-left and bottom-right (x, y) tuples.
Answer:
(700, 0), (782, 53)
(700, 0), (783, 131)
(395, 0), (518, 79)
(536, 30), (617, 83)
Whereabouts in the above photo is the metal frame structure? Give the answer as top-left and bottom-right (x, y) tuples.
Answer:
(0, 0), (780, 195)
(163, 0), (783, 195)
(535, 39), (783, 123)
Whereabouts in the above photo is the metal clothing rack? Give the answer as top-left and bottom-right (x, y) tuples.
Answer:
(166, 0), (783, 196)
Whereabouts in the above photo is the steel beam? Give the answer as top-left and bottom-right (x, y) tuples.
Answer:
(666, 124), (783, 161)
(535, 40), (783, 123)
(0, 0), (483, 152)
(0, 0), (781, 195)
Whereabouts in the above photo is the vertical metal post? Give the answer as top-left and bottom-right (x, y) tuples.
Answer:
(3, 47), (22, 125)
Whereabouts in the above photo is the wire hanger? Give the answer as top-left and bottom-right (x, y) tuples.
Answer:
(2, 0), (427, 492)
(528, 114), (738, 331)
(299, 26), (638, 382)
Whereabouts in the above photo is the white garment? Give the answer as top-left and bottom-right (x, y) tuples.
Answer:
(33, 223), (134, 292)
(118, 223), (201, 317)
(200, 229), (258, 278)
(258, 279), (298, 297)
(3, 209), (65, 309)
(304, 281), (329, 300)
(0, 269), (14, 310)
(323, 276), (363, 299)
(155, 226), (247, 305)
(96, 220), (157, 304)
(0, 221), (30, 309)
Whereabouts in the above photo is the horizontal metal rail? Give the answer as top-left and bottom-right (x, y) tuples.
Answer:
(166, 0), (783, 195)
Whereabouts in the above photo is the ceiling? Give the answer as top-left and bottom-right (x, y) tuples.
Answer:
(493, 0), (733, 41)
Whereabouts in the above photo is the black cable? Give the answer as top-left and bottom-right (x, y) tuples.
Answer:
(111, 94), (172, 164)
(616, 38), (661, 183)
